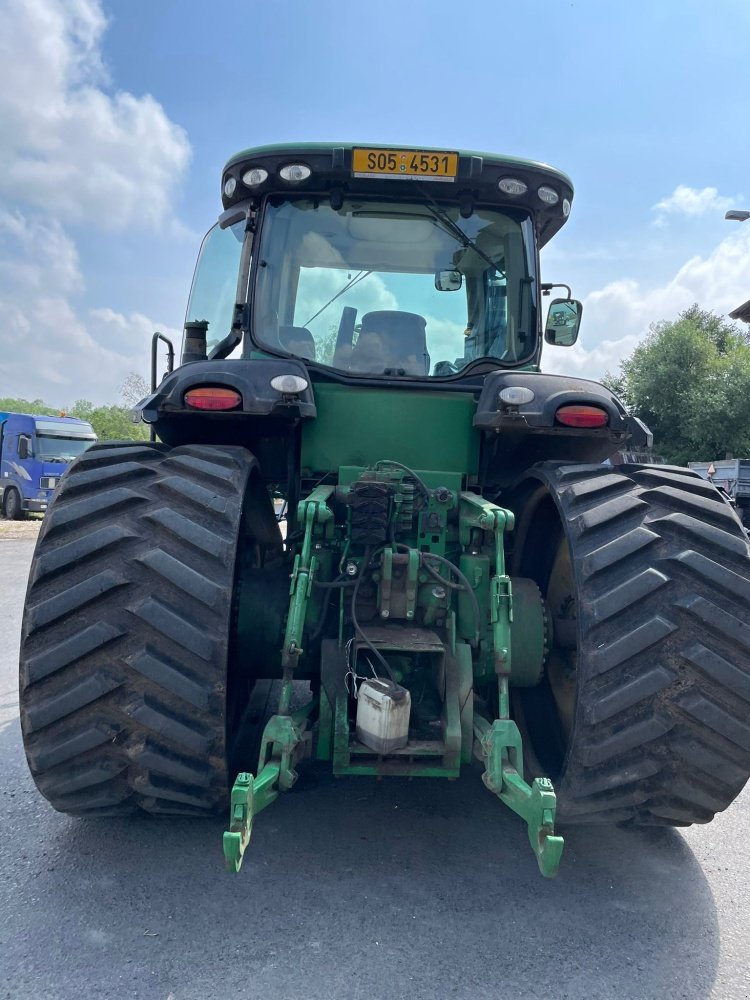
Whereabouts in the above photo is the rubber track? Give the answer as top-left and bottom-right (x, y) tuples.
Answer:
(19, 442), (254, 816)
(518, 462), (750, 826)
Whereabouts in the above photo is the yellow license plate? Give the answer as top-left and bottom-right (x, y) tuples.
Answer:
(352, 148), (458, 182)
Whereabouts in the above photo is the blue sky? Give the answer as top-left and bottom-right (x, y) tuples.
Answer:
(1, 0), (749, 404)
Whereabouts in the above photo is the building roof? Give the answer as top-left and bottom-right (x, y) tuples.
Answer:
(729, 299), (750, 323)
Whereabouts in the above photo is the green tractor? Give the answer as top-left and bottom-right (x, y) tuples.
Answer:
(19, 144), (750, 878)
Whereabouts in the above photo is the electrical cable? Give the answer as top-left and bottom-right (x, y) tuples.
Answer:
(392, 543), (482, 646)
(372, 460), (431, 504)
(310, 588), (335, 643)
(308, 573), (356, 644)
(421, 550), (482, 646)
(422, 560), (463, 590)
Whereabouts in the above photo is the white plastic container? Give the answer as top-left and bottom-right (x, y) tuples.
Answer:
(355, 678), (411, 754)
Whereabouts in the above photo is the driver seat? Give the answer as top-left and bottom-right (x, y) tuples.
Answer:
(279, 325), (316, 361)
(350, 311), (429, 375)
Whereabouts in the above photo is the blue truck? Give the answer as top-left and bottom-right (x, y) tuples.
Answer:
(0, 412), (97, 518)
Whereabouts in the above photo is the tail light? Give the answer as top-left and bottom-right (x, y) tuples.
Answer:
(184, 387), (242, 411)
(555, 404), (609, 428)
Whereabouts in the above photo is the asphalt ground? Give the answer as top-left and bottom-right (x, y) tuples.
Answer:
(1, 536), (749, 1000)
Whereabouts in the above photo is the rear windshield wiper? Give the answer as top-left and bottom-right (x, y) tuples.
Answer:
(417, 186), (506, 281)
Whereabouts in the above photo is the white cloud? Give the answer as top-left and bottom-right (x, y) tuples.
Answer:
(0, 211), (180, 404)
(652, 184), (735, 227)
(0, 0), (190, 405)
(0, 0), (190, 230)
(542, 331), (643, 380)
(543, 226), (750, 379)
(422, 315), (466, 366)
(0, 209), (82, 294)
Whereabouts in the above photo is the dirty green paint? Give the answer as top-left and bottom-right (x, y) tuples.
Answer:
(301, 384), (480, 477)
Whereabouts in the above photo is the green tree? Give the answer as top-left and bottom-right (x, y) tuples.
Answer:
(0, 395), (148, 441)
(70, 399), (94, 419)
(69, 400), (149, 441)
(606, 305), (750, 465)
(0, 397), (58, 416)
(316, 323), (340, 365)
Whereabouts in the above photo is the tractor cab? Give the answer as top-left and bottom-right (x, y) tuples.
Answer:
(183, 144), (580, 379)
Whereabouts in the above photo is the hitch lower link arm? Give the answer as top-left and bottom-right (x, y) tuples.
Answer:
(473, 715), (564, 879)
(460, 494), (564, 878)
(223, 706), (314, 872)
(224, 489), (333, 873)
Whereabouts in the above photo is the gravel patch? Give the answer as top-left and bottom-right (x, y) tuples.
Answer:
(0, 517), (42, 540)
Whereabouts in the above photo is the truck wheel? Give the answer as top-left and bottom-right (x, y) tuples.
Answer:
(509, 462), (750, 826)
(4, 486), (26, 520)
(19, 441), (278, 815)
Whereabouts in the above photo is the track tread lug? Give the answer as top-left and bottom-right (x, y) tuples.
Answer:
(124, 695), (210, 753)
(675, 690), (750, 751)
(31, 524), (139, 583)
(41, 487), (149, 536)
(629, 467), (726, 499)
(591, 615), (677, 676)
(23, 621), (125, 685)
(638, 485), (739, 526)
(26, 721), (118, 771)
(144, 506), (234, 560)
(59, 461), (156, 497)
(577, 714), (673, 766)
(24, 671), (122, 732)
(676, 595), (750, 653)
(137, 548), (226, 608)
(669, 550), (750, 604)
(162, 452), (244, 487)
(582, 526), (659, 577)
(36, 759), (128, 797)
(590, 567), (669, 624)
(132, 596), (218, 662)
(26, 571), (128, 631)
(572, 493), (650, 537)
(650, 512), (750, 559)
(681, 642), (750, 705)
(127, 646), (212, 711)
(585, 666), (676, 724)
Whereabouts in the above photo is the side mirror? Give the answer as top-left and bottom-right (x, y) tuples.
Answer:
(545, 298), (582, 346)
(435, 269), (462, 291)
(18, 436), (30, 459)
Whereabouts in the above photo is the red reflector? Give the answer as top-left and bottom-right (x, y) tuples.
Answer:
(555, 404), (609, 428)
(184, 387), (242, 411)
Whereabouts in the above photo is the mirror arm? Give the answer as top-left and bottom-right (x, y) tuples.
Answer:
(540, 282), (572, 299)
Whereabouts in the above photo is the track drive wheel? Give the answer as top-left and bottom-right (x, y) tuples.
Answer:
(509, 462), (750, 826)
(19, 441), (279, 816)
